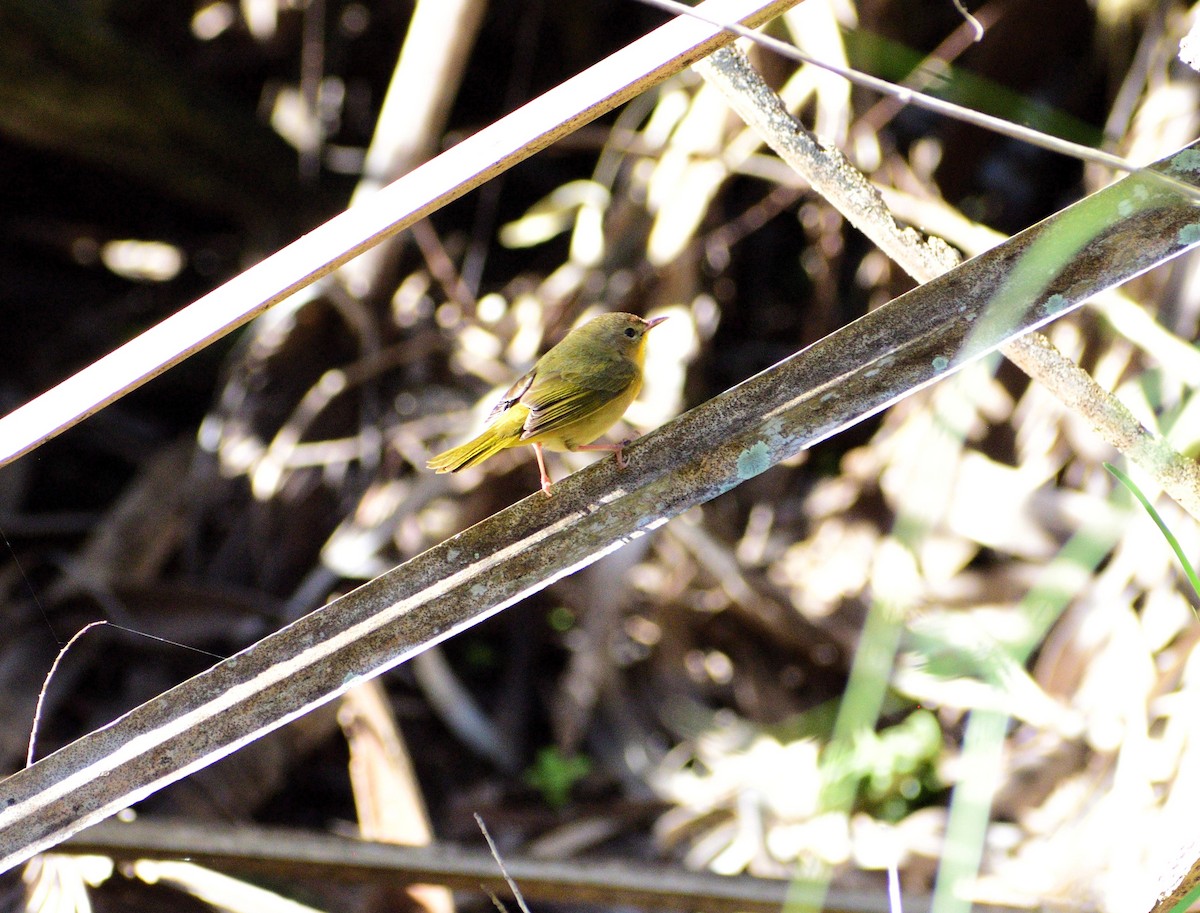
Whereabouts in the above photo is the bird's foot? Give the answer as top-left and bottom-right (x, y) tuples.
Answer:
(613, 440), (631, 470)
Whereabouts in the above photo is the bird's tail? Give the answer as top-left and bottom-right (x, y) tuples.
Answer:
(427, 409), (525, 473)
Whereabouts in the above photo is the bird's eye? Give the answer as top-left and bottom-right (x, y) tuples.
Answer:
(624, 327), (637, 338)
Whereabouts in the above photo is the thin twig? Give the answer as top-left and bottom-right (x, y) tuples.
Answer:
(475, 814), (534, 913)
(949, 0), (985, 41)
(27, 621), (109, 767)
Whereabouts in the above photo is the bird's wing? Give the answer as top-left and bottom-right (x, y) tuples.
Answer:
(486, 368), (536, 422)
(519, 358), (637, 440)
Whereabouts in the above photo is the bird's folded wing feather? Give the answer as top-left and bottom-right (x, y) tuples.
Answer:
(487, 368), (537, 422)
(520, 359), (636, 439)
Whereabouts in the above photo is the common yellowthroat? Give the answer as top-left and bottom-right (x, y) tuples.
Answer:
(428, 312), (666, 495)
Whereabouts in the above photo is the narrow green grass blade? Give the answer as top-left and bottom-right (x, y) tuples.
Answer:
(1104, 461), (1200, 606)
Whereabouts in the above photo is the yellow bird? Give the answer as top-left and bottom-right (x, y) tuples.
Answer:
(428, 312), (666, 495)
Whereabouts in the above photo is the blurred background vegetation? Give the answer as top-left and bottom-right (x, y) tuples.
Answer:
(2, 0), (1200, 911)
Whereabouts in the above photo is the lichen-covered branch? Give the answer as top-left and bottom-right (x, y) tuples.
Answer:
(697, 45), (1200, 521)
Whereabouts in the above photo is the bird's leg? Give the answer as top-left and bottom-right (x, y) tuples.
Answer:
(574, 439), (633, 469)
(533, 443), (555, 496)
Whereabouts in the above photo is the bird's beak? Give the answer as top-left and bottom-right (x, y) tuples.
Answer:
(645, 315), (668, 331)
